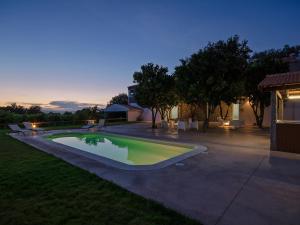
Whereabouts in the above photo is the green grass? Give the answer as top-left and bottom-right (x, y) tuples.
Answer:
(0, 130), (201, 225)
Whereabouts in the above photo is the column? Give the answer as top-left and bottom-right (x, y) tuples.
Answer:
(270, 90), (277, 150)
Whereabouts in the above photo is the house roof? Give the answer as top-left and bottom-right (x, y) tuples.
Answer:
(104, 104), (142, 112)
(125, 104), (143, 111)
(127, 84), (137, 89)
(258, 71), (300, 91)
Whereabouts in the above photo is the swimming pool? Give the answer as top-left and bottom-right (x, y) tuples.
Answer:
(46, 132), (203, 169)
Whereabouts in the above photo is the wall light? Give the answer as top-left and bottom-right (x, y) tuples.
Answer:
(223, 121), (230, 126)
(288, 95), (300, 99)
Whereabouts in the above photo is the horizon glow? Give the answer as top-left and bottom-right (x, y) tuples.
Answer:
(0, 0), (299, 111)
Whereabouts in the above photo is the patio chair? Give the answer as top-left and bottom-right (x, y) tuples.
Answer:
(93, 119), (105, 130)
(8, 124), (32, 135)
(23, 122), (45, 133)
(82, 120), (95, 129)
(177, 120), (187, 131)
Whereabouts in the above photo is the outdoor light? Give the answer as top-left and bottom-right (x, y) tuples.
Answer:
(287, 89), (300, 99)
(288, 95), (300, 99)
(223, 121), (230, 126)
(32, 123), (36, 128)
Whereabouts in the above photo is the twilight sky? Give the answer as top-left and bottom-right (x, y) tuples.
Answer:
(0, 0), (299, 111)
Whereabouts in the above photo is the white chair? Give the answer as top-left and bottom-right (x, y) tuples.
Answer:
(93, 119), (105, 130)
(177, 121), (187, 131)
(82, 120), (95, 129)
(8, 124), (32, 135)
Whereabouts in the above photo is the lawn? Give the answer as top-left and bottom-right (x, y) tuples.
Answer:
(0, 130), (200, 225)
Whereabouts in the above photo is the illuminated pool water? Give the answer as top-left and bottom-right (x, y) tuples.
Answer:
(47, 133), (193, 166)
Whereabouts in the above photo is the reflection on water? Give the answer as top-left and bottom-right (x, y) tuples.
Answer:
(51, 133), (192, 165)
(79, 135), (105, 146)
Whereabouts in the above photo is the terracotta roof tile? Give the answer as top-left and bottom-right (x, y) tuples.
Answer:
(258, 71), (300, 90)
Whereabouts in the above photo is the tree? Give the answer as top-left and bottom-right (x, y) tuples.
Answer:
(133, 63), (169, 128)
(27, 105), (42, 114)
(74, 106), (99, 121)
(6, 103), (26, 114)
(108, 93), (128, 106)
(157, 75), (179, 121)
(245, 50), (289, 128)
(175, 36), (251, 130)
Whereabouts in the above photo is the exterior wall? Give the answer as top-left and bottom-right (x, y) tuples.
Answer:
(105, 104), (129, 112)
(177, 99), (273, 127)
(263, 106), (271, 127)
(140, 108), (161, 122)
(239, 100), (257, 126)
(283, 99), (300, 120)
(128, 85), (137, 104)
(170, 106), (178, 119)
(214, 102), (233, 121)
(127, 110), (142, 122)
(178, 102), (232, 121)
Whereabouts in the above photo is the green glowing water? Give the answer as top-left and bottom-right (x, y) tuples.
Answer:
(47, 133), (192, 165)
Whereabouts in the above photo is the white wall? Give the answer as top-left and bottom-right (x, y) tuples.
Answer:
(141, 108), (161, 122)
(127, 110), (142, 122)
(240, 101), (256, 126)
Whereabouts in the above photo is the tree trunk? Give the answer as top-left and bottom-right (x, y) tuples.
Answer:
(166, 108), (171, 122)
(202, 103), (209, 132)
(257, 103), (265, 128)
(250, 102), (265, 128)
(151, 108), (157, 129)
(190, 104), (197, 121)
(219, 102), (230, 120)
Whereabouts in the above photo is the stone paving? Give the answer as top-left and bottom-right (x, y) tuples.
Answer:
(12, 123), (300, 225)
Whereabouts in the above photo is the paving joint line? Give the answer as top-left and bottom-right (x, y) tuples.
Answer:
(214, 155), (266, 225)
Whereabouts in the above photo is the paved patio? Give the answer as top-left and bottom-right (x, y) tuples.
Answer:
(13, 123), (300, 225)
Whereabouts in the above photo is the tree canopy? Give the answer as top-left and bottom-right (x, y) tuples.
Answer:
(175, 35), (251, 129)
(108, 93), (128, 106)
(245, 49), (290, 127)
(133, 63), (170, 128)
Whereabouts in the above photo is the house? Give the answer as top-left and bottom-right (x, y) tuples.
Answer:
(127, 84), (259, 127)
(126, 55), (300, 127)
(127, 85), (162, 122)
(104, 104), (143, 122)
(259, 71), (300, 153)
(127, 87), (299, 127)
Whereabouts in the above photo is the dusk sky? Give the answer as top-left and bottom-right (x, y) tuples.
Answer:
(0, 0), (299, 111)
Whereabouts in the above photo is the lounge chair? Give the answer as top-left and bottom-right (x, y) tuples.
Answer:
(82, 120), (95, 129)
(23, 122), (45, 133)
(8, 124), (32, 135)
(93, 119), (105, 130)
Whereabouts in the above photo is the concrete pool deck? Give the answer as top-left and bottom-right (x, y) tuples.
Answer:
(11, 123), (300, 225)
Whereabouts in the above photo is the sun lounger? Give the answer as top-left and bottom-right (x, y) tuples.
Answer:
(82, 120), (95, 129)
(94, 119), (105, 130)
(8, 124), (32, 135)
(23, 122), (45, 133)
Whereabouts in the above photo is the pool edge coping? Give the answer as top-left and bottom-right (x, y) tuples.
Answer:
(10, 129), (208, 171)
